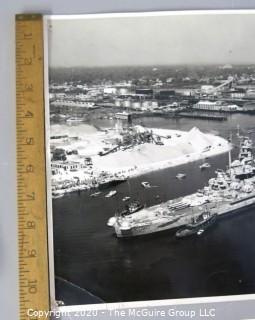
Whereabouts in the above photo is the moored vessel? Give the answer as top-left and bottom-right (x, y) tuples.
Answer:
(176, 211), (217, 238)
(98, 176), (127, 190)
(107, 135), (255, 238)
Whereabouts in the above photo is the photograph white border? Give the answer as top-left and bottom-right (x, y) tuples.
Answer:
(43, 9), (255, 312)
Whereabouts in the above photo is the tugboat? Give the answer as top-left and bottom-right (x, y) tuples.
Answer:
(123, 200), (144, 216)
(107, 201), (144, 227)
(175, 211), (217, 238)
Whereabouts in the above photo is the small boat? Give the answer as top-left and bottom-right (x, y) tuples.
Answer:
(107, 216), (117, 227)
(105, 190), (117, 198)
(176, 173), (186, 179)
(127, 200), (144, 214)
(90, 191), (101, 197)
(52, 190), (65, 199)
(108, 201), (144, 227)
(66, 117), (83, 123)
(122, 196), (131, 202)
(120, 200), (144, 217)
(52, 193), (65, 199)
(141, 181), (151, 188)
(176, 211), (217, 238)
(197, 229), (205, 236)
(199, 162), (211, 170)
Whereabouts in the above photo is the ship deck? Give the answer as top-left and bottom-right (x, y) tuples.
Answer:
(121, 188), (255, 229)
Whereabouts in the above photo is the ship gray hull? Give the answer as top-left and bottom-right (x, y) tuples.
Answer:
(115, 193), (255, 238)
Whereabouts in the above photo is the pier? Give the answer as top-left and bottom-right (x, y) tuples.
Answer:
(177, 112), (227, 121)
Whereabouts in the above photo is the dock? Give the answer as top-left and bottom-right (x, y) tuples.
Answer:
(177, 112), (227, 121)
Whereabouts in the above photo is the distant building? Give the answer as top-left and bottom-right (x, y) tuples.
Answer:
(243, 102), (255, 111)
(246, 89), (255, 98)
(118, 88), (130, 95)
(104, 87), (118, 95)
(194, 100), (241, 112)
(166, 77), (173, 83)
(115, 112), (132, 132)
(219, 64), (233, 69)
(114, 99), (132, 108)
(51, 161), (85, 174)
(141, 100), (158, 110)
(135, 88), (153, 96)
(230, 89), (246, 99)
(177, 89), (194, 96)
(132, 101), (142, 109)
(221, 88), (246, 99)
(157, 90), (175, 100)
(51, 100), (96, 108)
(84, 157), (92, 166)
(201, 85), (215, 95)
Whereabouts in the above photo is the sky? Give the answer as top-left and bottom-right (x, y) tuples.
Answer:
(47, 12), (255, 67)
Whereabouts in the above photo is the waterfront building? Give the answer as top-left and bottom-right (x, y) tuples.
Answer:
(51, 161), (85, 175)
(114, 99), (122, 107)
(221, 88), (246, 99)
(141, 100), (159, 110)
(135, 88), (153, 98)
(193, 100), (241, 112)
(246, 89), (255, 98)
(132, 101), (142, 109)
(103, 87), (118, 95)
(123, 100), (132, 108)
(230, 89), (246, 99)
(51, 100), (96, 108)
(243, 102), (255, 112)
(115, 112), (132, 132)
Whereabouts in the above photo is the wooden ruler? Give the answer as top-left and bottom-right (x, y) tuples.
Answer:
(16, 14), (50, 320)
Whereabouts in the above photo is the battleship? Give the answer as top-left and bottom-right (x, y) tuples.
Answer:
(107, 136), (255, 238)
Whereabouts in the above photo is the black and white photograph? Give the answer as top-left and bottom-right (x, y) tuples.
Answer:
(45, 11), (255, 307)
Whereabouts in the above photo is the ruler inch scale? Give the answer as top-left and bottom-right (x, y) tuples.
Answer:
(16, 14), (50, 320)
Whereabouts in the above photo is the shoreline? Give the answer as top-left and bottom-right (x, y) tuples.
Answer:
(91, 128), (231, 178)
(52, 149), (230, 199)
(51, 126), (231, 196)
(117, 139), (231, 179)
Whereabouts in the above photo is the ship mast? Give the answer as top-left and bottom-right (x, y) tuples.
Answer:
(237, 124), (240, 138)
(228, 132), (232, 177)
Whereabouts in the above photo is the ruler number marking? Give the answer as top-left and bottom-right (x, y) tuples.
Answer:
(23, 32), (33, 40)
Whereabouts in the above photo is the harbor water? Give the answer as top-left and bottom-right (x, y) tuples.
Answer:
(52, 113), (255, 305)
